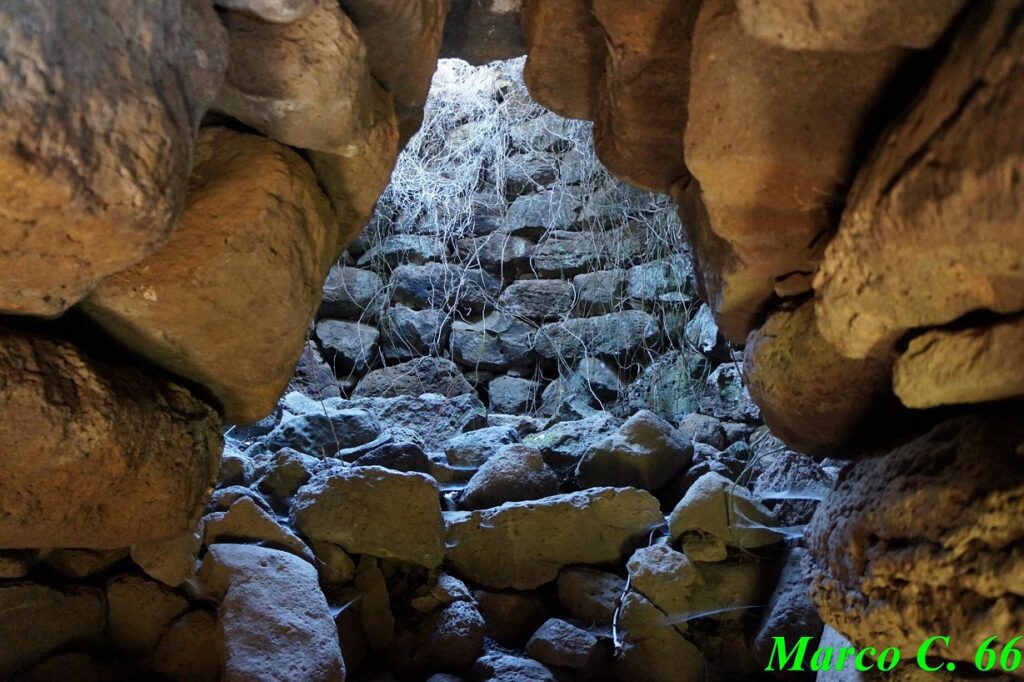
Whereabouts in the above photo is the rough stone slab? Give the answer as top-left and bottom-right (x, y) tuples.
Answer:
(535, 310), (659, 363)
(815, 2), (1024, 358)
(0, 584), (106, 675)
(446, 487), (663, 589)
(292, 465), (445, 567)
(807, 407), (1024, 665)
(894, 315), (1024, 408)
(353, 356), (474, 399)
(0, 329), (221, 549)
(197, 544), (345, 681)
(0, 0), (227, 315)
(82, 128), (337, 425)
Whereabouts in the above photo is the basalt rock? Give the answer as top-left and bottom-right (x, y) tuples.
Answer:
(353, 356), (475, 399)
(0, 329), (221, 549)
(82, 128), (337, 425)
(535, 310), (659, 363)
(0, 0), (227, 316)
(807, 407), (1024, 664)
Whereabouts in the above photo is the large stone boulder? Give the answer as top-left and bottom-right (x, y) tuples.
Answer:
(488, 375), (541, 414)
(449, 313), (535, 372)
(378, 305), (451, 363)
(613, 592), (706, 682)
(315, 319), (380, 375)
(82, 128), (337, 425)
(262, 405), (380, 458)
(0, 329), (221, 549)
(339, 0), (449, 140)
(318, 265), (384, 320)
(446, 487), (663, 589)
(521, 0), (604, 120)
(743, 300), (900, 456)
(736, 0), (964, 51)
(461, 445), (559, 511)
(894, 315), (1024, 408)
(577, 410), (693, 491)
(197, 544), (345, 680)
(815, 1), (1024, 359)
(498, 279), (576, 323)
(572, 269), (626, 316)
(389, 263), (503, 315)
(683, 0), (904, 341)
(535, 311), (659, 363)
(668, 472), (782, 549)
(353, 356), (475, 398)
(357, 233), (447, 269)
(0, 584), (106, 675)
(292, 465), (445, 567)
(215, 0), (395, 156)
(806, 407), (1024, 665)
(456, 232), (534, 277)
(0, 0), (227, 316)
(347, 392), (487, 453)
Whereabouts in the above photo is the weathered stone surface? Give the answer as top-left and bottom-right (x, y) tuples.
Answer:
(0, 583), (106, 675)
(535, 311), (659, 363)
(256, 448), (317, 499)
(319, 265), (384, 320)
(0, 0), (227, 316)
(471, 651), (558, 682)
(43, 549), (126, 580)
(132, 528), (203, 588)
(450, 313), (535, 372)
(445, 424), (522, 467)
(528, 229), (604, 278)
(621, 348), (708, 422)
(684, 0), (903, 341)
(894, 315), (1024, 408)
(286, 341), (342, 401)
(214, 0), (316, 23)
(573, 269), (626, 316)
(525, 618), (600, 671)
(676, 414), (726, 450)
(378, 305), (451, 363)
(0, 330), (220, 549)
(577, 410), (693, 491)
(807, 408), (1024, 665)
(456, 232), (534, 276)
(521, 0), (604, 120)
(197, 544), (345, 681)
(736, 0), (964, 51)
(698, 363), (761, 423)
(83, 128), (336, 425)
(626, 544), (697, 615)
(668, 472), (781, 549)
(488, 375), (541, 414)
(446, 487), (662, 589)
(292, 465), (445, 567)
(498, 279), (575, 322)
(315, 319), (380, 375)
(153, 610), (220, 682)
(354, 356), (475, 399)
(390, 263), (503, 315)
(358, 233), (447, 270)
(204, 497), (313, 562)
(263, 406), (380, 457)
(106, 574), (189, 654)
(744, 300), (898, 456)
(461, 445), (559, 510)
(441, 0), (525, 65)
(523, 413), (621, 473)
(414, 600), (486, 671)
(340, 0), (449, 140)
(625, 256), (692, 307)
(815, 2), (1024, 359)
(752, 547), (823, 675)
(347, 392), (488, 453)
(353, 556), (395, 652)
(590, 0), (698, 192)
(614, 592), (706, 682)
(557, 567), (625, 626)
(215, 0), (394, 156)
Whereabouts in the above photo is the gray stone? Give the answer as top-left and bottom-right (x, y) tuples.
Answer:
(570, 357), (624, 402)
(203, 496), (314, 562)
(461, 445), (559, 510)
(676, 414), (726, 450)
(613, 592), (706, 682)
(749, 447), (835, 526)
(523, 413), (621, 473)
(378, 305), (451, 363)
(354, 356), (475, 399)
(686, 303), (729, 359)
(504, 153), (559, 197)
(535, 311), (659, 363)
(752, 547), (824, 674)
(263, 407), (380, 458)
(353, 439), (432, 474)
(498, 279), (575, 322)
(314, 319), (379, 375)
(445, 424), (522, 467)
(0, 583), (105, 675)
(488, 375), (541, 414)
(625, 544), (698, 617)
(556, 567), (625, 626)
(572, 269), (626, 316)
(668, 472), (782, 549)
(625, 255), (692, 306)
(525, 618), (600, 670)
(577, 410), (693, 491)
(446, 487), (663, 589)
(346, 392), (488, 453)
(389, 263), (502, 315)
(508, 191), (581, 234)
(292, 466), (445, 567)
(621, 349), (708, 423)
(699, 363), (762, 423)
(456, 232), (533, 276)
(197, 545), (344, 681)
(471, 651), (557, 682)
(357, 234), (447, 270)
(529, 230), (603, 278)
(414, 600), (486, 672)
(256, 448), (316, 499)
(450, 313), (535, 372)
(318, 265), (384, 320)
(286, 340), (342, 401)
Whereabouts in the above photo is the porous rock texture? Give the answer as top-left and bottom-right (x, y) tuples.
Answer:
(807, 407), (1024, 665)
(82, 128), (338, 425)
(0, 0), (227, 316)
(0, 329), (221, 549)
(743, 300), (899, 457)
(815, 0), (1024, 359)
